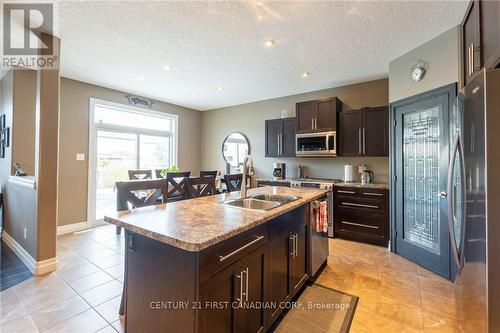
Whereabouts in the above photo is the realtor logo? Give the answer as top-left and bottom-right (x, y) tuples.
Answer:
(2, 2), (58, 69)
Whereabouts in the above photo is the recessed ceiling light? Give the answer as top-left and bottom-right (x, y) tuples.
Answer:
(137, 77), (145, 81)
(192, 92), (197, 97)
(264, 39), (275, 48)
(162, 65), (172, 71)
(302, 71), (311, 78)
(218, 86), (224, 91)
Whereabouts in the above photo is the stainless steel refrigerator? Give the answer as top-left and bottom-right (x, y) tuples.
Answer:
(450, 68), (500, 332)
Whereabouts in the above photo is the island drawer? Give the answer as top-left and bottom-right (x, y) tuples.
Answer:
(198, 223), (268, 282)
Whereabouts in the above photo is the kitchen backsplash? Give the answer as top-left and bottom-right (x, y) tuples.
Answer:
(256, 156), (389, 183)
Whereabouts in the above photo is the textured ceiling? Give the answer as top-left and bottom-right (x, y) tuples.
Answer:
(58, 1), (469, 111)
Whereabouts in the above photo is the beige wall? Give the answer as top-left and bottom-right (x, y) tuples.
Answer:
(201, 79), (389, 183)
(58, 78), (202, 226)
(11, 70), (36, 176)
(389, 26), (461, 103)
(0, 72), (13, 189)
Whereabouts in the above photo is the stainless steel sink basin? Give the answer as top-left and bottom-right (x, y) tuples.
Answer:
(222, 194), (300, 212)
(223, 198), (281, 211)
(250, 194), (300, 204)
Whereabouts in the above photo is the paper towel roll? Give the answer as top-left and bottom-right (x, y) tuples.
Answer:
(344, 164), (354, 182)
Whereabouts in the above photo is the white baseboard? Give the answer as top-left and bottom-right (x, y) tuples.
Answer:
(57, 221), (90, 235)
(2, 232), (57, 275)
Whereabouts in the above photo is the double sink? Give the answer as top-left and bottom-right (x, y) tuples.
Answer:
(222, 194), (300, 212)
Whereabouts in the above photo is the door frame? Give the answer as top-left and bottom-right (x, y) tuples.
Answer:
(389, 83), (456, 278)
(87, 98), (178, 225)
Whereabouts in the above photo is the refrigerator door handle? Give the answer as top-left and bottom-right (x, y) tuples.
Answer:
(447, 134), (465, 269)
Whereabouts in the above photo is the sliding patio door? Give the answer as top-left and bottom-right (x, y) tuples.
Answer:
(89, 99), (177, 223)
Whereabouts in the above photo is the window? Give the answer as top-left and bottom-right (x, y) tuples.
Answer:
(90, 99), (178, 220)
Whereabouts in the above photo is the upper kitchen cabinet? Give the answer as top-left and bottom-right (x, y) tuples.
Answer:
(295, 97), (342, 134)
(265, 117), (296, 158)
(339, 106), (388, 157)
(462, 0), (500, 85)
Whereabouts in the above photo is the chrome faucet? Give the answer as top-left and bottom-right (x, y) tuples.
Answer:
(240, 155), (254, 199)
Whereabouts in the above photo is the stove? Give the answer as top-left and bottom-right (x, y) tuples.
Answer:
(289, 178), (342, 191)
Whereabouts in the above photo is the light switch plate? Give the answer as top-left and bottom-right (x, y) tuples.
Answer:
(76, 153), (85, 161)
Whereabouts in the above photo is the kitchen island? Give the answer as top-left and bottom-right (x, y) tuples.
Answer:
(104, 186), (329, 333)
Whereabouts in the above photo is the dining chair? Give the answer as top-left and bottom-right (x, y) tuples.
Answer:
(128, 169), (152, 180)
(184, 176), (216, 199)
(115, 178), (168, 316)
(224, 174), (251, 193)
(200, 170), (218, 179)
(165, 171), (191, 201)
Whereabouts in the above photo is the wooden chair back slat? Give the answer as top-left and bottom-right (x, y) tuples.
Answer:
(128, 170), (152, 180)
(116, 179), (168, 211)
(165, 171), (191, 201)
(184, 176), (216, 199)
(224, 174), (250, 193)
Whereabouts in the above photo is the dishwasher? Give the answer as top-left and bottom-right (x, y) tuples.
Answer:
(308, 192), (331, 277)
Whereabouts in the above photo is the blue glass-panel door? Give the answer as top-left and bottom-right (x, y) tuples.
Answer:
(392, 84), (455, 280)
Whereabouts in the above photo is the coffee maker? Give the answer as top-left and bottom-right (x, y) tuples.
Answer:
(272, 163), (286, 180)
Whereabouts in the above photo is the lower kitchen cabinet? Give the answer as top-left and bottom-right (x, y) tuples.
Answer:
(124, 204), (312, 333)
(333, 186), (389, 246)
(198, 246), (266, 333)
(267, 207), (309, 327)
(289, 223), (308, 295)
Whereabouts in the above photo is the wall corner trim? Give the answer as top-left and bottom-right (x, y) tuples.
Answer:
(8, 176), (37, 189)
(2, 232), (57, 275)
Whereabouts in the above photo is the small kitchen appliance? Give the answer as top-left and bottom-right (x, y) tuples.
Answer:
(272, 163), (286, 180)
(361, 170), (374, 184)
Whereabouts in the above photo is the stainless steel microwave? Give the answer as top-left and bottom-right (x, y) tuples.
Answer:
(296, 131), (337, 157)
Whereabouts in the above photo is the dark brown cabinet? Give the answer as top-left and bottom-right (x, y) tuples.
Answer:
(289, 223), (308, 295)
(462, 0), (500, 84)
(296, 98), (342, 134)
(333, 186), (389, 246)
(124, 204), (312, 333)
(265, 117), (296, 157)
(267, 205), (309, 327)
(339, 107), (388, 157)
(198, 245), (266, 333)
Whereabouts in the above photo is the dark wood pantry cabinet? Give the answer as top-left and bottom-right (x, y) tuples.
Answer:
(295, 97), (342, 134)
(339, 106), (388, 157)
(462, 0), (500, 85)
(265, 117), (296, 157)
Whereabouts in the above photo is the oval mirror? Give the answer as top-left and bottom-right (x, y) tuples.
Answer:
(222, 132), (250, 172)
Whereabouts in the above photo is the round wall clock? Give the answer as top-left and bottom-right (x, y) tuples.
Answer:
(410, 60), (427, 82)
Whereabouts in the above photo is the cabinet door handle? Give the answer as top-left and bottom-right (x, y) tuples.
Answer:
(362, 128), (366, 154)
(311, 119), (314, 130)
(236, 272), (243, 304)
(245, 267), (249, 302)
(341, 202), (379, 209)
(218, 235), (264, 262)
(294, 234), (299, 258)
(358, 129), (362, 154)
(314, 118), (318, 130)
(289, 234), (294, 257)
(277, 134), (281, 156)
(363, 192), (383, 196)
(341, 221), (379, 229)
(337, 190), (356, 194)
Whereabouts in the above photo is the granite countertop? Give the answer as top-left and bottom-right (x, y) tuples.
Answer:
(257, 177), (389, 190)
(104, 187), (328, 252)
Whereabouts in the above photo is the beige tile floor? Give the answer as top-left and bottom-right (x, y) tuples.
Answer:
(1, 225), (458, 333)
(1, 224), (125, 333)
(317, 238), (459, 333)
